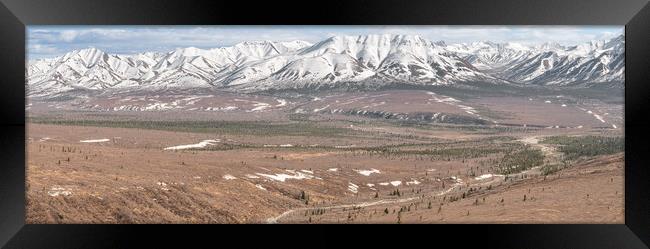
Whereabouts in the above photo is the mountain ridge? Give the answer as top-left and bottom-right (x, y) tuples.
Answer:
(27, 34), (624, 97)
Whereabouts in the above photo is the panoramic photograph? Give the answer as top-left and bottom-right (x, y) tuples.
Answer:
(25, 26), (624, 224)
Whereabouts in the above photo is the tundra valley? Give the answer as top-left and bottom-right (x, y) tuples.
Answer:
(26, 33), (624, 223)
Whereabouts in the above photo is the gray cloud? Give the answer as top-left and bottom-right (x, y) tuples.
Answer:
(27, 26), (623, 59)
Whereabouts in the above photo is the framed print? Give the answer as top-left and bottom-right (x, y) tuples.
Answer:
(0, 0), (649, 248)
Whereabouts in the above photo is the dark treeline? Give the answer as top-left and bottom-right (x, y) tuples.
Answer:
(541, 136), (624, 160)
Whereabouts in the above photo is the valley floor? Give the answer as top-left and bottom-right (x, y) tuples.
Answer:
(26, 123), (623, 224)
(25, 89), (624, 224)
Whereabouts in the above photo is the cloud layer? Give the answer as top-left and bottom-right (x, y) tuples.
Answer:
(28, 26), (623, 59)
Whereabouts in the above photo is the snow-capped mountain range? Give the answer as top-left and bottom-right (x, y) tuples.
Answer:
(27, 34), (624, 97)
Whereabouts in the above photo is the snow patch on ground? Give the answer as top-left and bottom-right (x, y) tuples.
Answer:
(450, 176), (464, 184)
(354, 168), (381, 176)
(245, 174), (260, 179)
(362, 101), (386, 109)
(223, 174), (237, 180)
(275, 99), (288, 107)
(457, 104), (479, 116)
(205, 106), (238, 111)
(240, 100), (271, 112)
(427, 92), (461, 104)
(474, 174), (503, 180)
(379, 182), (390, 186)
(313, 105), (330, 112)
(250, 102), (270, 112)
(593, 114), (606, 123)
(406, 179), (421, 185)
(80, 138), (110, 143)
(258, 143), (293, 148)
(328, 168), (338, 172)
(425, 91), (488, 121)
(366, 183), (375, 187)
(348, 182), (359, 193)
(255, 184), (267, 191)
(48, 186), (72, 197)
(164, 139), (219, 150)
(143, 102), (174, 111)
(255, 170), (316, 182)
(390, 181), (402, 186)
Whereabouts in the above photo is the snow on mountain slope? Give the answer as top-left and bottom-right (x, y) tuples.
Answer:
(503, 36), (624, 86)
(234, 52), (377, 91)
(446, 41), (532, 70)
(450, 35), (624, 86)
(27, 34), (624, 97)
(224, 34), (504, 92)
(301, 34), (495, 84)
(27, 48), (150, 97)
(27, 41), (312, 96)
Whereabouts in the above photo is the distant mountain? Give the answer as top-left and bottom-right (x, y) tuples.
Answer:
(27, 34), (624, 97)
(26, 40), (313, 97)
(448, 35), (624, 86)
(217, 34), (504, 92)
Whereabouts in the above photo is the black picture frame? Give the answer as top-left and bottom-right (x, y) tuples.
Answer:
(0, 0), (648, 248)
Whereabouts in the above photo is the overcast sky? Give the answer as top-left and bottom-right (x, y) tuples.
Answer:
(27, 25), (623, 59)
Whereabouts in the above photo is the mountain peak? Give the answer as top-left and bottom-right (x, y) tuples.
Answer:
(60, 47), (107, 67)
(65, 47), (104, 57)
(536, 42), (564, 51)
(79, 47), (102, 53)
(236, 40), (274, 46)
(176, 46), (198, 52)
(324, 34), (427, 43)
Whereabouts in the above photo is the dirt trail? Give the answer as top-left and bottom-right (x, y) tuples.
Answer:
(516, 135), (562, 175)
(518, 136), (560, 160)
(266, 197), (420, 224)
(265, 135), (561, 224)
(266, 184), (462, 224)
